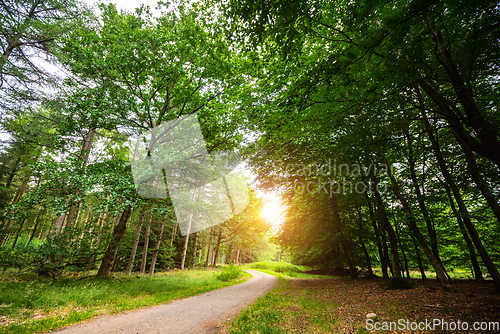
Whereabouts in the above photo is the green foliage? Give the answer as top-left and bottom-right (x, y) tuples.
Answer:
(214, 264), (242, 282)
(0, 227), (97, 277)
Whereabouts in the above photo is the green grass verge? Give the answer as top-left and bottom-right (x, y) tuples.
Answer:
(0, 267), (251, 334)
(229, 279), (340, 333)
(242, 261), (332, 279)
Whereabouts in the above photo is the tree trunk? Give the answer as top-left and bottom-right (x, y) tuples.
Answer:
(140, 208), (154, 274)
(405, 129), (442, 264)
(11, 218), (27, 249)
(411, 230), (427, 280)
(63, 129), (96, 231)
(149, 214), (167, 274)
(191, 231), (199, 267)
(366, 194), (387, 278)
(205, 227), (213, 266)
(330, 194), (357, 278)
(27, 211), (42, 245)
(373, 182), (401, 279)
(393, 213), (410, 278)
(125, 209), (146, 275)
(212, 228), (222, 267)
(443, 183), (483, 280)
(180, 212), (193, 270)
(96, 205), (133, 278)
(417, 101), (496, 284)
(383, 156), (451, 289)
(356, 205), (373, 276)
(454, 133), (500, 226)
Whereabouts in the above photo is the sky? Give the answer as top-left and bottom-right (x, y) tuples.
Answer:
(84, 0), (164, 13)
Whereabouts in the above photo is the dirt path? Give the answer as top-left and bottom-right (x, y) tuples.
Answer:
(51, 269), (277, 334)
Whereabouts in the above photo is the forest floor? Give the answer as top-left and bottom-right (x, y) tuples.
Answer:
(225, 274), (500, 333)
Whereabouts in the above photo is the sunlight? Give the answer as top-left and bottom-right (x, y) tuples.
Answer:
(259, 193), (287, 230)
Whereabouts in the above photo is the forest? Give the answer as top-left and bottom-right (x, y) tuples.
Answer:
(1, 0), (499, 296)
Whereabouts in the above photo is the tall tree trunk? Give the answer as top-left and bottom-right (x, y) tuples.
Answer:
(373, 182), (401, 278)
(205, 227), (213, 267)
(443, 183), (483, 280)
(411, 230), (427, 280)
(27, 211), (42, 245)
(140, 207), (154, 274)
(405, 129), (442, 264)
(383, 156), (451, 289)
(392, 212), (410, 278)
(125, 209), (146, 275)
(191, 231), (199, 267)
(149, 213), (167, 274)
(212, 228), (222, 267)
(111, 244), (120, 272)
(180, 212), (193, 270)
(454, 134), (500, 226)
(96, 205), (133, 278)
(356, 205), (373, 276)
(331, 194), (357, 278)
(366, 194), (388, 278)
(11, 218), (27, 249)
(417, 98), (497, 284)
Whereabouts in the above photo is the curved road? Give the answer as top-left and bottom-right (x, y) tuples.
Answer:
(52, 269), (278, 334)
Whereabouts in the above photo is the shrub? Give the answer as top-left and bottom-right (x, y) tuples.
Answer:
(214, 265), (242, 282)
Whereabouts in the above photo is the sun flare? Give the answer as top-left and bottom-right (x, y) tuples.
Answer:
(260, 195), (287, 230)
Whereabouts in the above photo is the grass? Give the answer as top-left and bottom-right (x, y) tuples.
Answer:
(227, 264), (500, 333)
(0, 267), (250, 334)
(372, 267), (476, 280)
(242, 261), (331, 279)
(228, 279), (340, 333)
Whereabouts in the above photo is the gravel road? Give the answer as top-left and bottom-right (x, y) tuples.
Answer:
(51, 269), (278, 334)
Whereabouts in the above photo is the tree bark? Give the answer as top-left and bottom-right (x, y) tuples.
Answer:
(125, 209), (146, 275)
(405, 129), (442, 264)
(149, 213), (167, 274)
(331, 194), (357, 278)
(417, 99), (496, 284)
(454, 133), (500, 226)
(443, 182), (483, 280)
(373, 182), (401, 279)
(383, 156), (451, 289)
(96, 205), (133, 278)
(191, 231), (199, 267)
(356, 205), (373, 276)
(212, 228), (222, 267)
(140, 207), (154, 274)
(410, 229), (427, 280)
(365, 194), (388, 278)
(180, 212), (193, 270)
